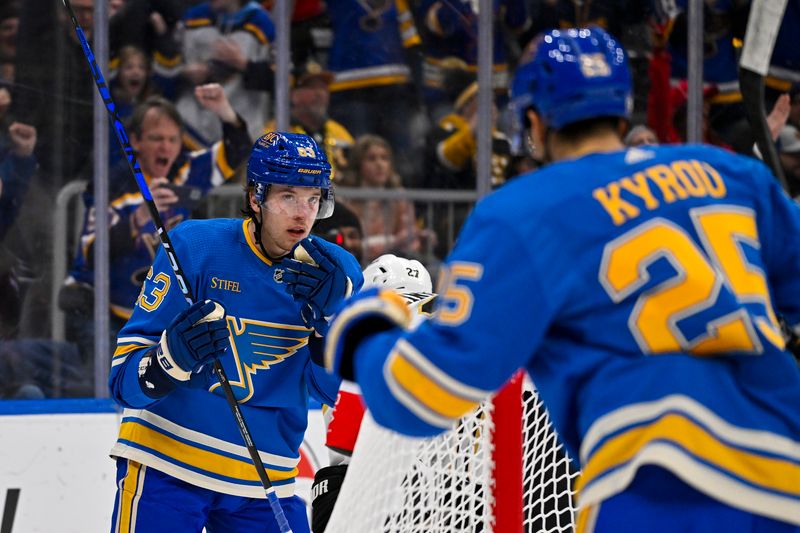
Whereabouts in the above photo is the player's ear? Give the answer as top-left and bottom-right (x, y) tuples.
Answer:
(248, 189), (260, 211)
(527, 109), (546, 161)
(527, 109), (543, 138)
(618, 119), (630, 140)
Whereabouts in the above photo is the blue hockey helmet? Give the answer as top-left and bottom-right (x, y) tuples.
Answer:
(510, 27), (632, 131)
(247, 132), (334, 219)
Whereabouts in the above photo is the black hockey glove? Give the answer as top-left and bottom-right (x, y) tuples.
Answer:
(311, 464), (348, 533)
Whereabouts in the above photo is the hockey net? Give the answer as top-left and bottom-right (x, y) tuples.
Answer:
(325, 372), (579, 533)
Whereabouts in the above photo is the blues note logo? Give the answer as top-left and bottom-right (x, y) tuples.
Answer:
(210, 317), (311, 401)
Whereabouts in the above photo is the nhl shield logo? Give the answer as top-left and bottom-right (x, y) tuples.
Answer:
(273, 268), (284, 283)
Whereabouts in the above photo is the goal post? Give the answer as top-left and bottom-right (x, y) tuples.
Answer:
(324, 371), (579, 532)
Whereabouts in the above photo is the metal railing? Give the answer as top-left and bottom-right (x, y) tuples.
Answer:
(50, 182), (479, 344)
(51, 180), (89, 343)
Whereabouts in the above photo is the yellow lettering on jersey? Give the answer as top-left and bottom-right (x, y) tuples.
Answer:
(646, 164), (689, 203)
(210, 277), (241, 293)
(694, 161), (727, 198)
(671, 160), (706, 197)
(620, 173), (660, 210)
(592, 182), (640, 225)
(593, 160), (728, 225)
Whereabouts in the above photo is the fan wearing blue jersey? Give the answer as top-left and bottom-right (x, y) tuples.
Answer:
(324, 27), (800, 532)
(108, 132), (363, 533)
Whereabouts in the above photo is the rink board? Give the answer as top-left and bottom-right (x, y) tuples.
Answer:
(0, 400), (326, 532)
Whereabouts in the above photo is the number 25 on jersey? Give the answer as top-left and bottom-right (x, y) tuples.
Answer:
(599, 205), (784, 355)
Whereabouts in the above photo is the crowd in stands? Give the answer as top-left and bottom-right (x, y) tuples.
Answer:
(1, 0), (799, 398)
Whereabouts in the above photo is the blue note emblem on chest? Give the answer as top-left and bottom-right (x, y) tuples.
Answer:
(210, 317), (311, 401)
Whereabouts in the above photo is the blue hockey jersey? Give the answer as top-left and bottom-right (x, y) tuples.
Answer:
(416, 0), (528, 102)
(351, 144), (800, 524)
(326, 0), (421, 92)
(109, 218), (362, 498)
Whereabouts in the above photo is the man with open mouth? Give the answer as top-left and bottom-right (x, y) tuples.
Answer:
(61, 83), (251, 352)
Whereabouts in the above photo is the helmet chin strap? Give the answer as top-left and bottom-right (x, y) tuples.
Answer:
(252, 205), (274, 260)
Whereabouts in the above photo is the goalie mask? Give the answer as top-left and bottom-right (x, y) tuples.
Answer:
(362, 254), (433, 293)
(247, 132), (335, 219)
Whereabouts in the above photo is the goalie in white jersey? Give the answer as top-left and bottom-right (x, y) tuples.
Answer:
(310, 254), (434, 532)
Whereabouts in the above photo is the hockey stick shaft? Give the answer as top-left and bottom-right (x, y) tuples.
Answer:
(739, 0), (790, 191)
(61, 2), (291, 530)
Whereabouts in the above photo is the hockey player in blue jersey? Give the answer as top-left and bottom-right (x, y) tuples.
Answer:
(324, 27), (800, 532)
(108, 132), (363, 532)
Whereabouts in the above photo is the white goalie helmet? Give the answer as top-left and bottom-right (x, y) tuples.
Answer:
(362, 254), (433, 293)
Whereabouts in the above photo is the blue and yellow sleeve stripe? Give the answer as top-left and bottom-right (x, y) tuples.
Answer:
(113, 336), (157, 367)
(576, 395), (800, 525)
(384, 338), (490, 429)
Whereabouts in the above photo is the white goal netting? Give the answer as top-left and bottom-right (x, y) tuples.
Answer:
(325, 373), (579, 533)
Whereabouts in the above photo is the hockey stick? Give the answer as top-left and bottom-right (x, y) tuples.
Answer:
(60, 2), (292, 531)
(739, 0), (789, 190)
(738, 0), (800, 362)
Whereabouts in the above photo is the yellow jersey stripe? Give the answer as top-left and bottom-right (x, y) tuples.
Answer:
(577, 412), (800, 497)
(575, 503), (598, 533)
(111, 191), (144, 210)
(153, 51), (181, 68)
(185, 18), (212, 28)
(424, 57), (509, 73)
(111, 303), (134, 321)
(81, 234), (96, 260)
(387, 349), (479, 420)
(242, 219), (272, 266)
(114, 344), (144, 358)
(215, 143), (234, 178)
(329, 74), (409, 92)
(119, 421), (297, 483)
(182, 132), (204, 152)
(709, 92), (743, 105)
(581, 395), (799, 462)
(116, 460), (144, 533)
(243, 22), (268, 44)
